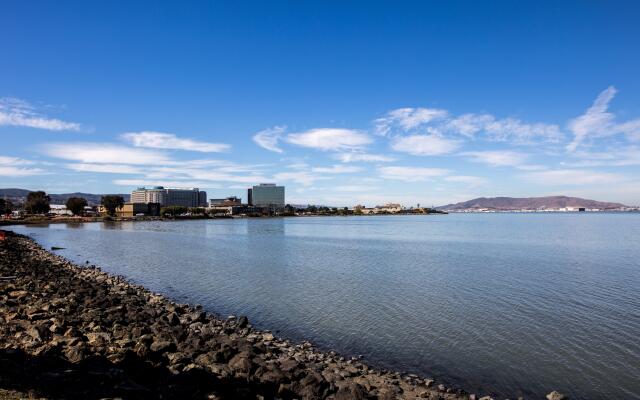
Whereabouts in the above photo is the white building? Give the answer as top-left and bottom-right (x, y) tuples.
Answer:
(49, 204), (72, 216)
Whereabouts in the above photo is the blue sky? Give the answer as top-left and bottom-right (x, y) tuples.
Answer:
(1, 1), (640, 206)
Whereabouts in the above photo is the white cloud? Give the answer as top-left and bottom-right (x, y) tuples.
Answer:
(391, 134), (461, 156)
(334, 153), (395, 163)
(375, 107), (562, 145)
(0, 166), (45, 177)
(286, 128), (372, 151)
(311, 165), (363, 174)
(566, 86), (640, 151)
(463, 150), (528, 167)
(0, 155), (45, 176)
(0, 156), (34, 165)
(378, 166), (450, 182)
(522, 169), (627, 186)
(444, 114), (494, 138)
(567, 86), (617, 151)
(44, 143), (172, 165)
(121, 131), (230, 153)
(374, 107), (448, 136)
(253, 126), (285, 153)
(65, 163), (142, 174)
(0, 97), (81, 131)
(482, 118), (563, 143)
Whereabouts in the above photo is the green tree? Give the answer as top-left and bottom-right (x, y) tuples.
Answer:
(25, 191), (51, 214)
(65, 197), (88, 216)
(0, 199), (13, 215)
(101, 195), (125, 217)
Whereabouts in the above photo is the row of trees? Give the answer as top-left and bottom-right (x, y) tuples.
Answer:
(1, 190), (127, 217)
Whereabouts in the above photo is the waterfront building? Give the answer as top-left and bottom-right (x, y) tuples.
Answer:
(209, 196), (242, 207)
(248, 183), (285, 209)
(131, 187), (207, 207)
(98, 203), (161, 217)
(49, 204), (72, 216)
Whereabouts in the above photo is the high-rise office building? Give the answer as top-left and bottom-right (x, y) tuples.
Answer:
(131, 187), (207, 207)
(247, 183), (285, 208)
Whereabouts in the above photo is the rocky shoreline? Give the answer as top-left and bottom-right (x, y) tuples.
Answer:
(0, 230), (564, 399)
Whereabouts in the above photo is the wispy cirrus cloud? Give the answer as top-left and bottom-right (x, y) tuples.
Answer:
(43, 143), (173, 165)
(567, 86), (640, 151)
(286, 128), (372, 151)
(121, 131), (230, 153)
(374, 107), (448, 136)
(0, 155), (45, 176)
(333, 152), (395, 163)
(0, 97), (81, 131)
(65, 163), (143, 174)
(253, 126), (286, 153)
(311, 164), (363, 174)
(391, 134), (461, 156)
(462, 150), (529, 167)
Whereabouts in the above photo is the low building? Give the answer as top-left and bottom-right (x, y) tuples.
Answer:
(131, 187), (207, 207)
(353, 203), (404, 214)
(98, 202), (161, 217)
(49, 204), (72, 216)
(209, 196), (242, 207)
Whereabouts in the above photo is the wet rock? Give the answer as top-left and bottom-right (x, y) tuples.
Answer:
(237, 315), (249, 329)
(546, 391), (567, 400)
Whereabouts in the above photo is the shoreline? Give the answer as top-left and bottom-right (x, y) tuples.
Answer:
(0, 229), (563, 400)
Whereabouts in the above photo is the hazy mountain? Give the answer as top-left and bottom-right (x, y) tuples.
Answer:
(0, 188), (130, 206)
(438, 196), (627, 211)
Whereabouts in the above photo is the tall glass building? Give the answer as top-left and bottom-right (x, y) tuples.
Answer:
(248, 183), (285, 208)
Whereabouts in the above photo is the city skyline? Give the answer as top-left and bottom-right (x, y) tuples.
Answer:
(2, 2), (640, 206)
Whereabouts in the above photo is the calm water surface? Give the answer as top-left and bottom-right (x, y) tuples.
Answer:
(11, 214), (640, 399)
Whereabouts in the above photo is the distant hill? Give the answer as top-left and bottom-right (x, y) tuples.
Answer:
(438, 196), (627, 211)
(0, 188), (130, 206)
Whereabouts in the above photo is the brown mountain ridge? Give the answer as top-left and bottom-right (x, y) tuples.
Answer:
(438, 196), (627, 211)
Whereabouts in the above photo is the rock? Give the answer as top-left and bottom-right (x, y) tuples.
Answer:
(63, 345), (86, 363)
(237, 315), (249, 329)
(228, 351), (253, 376)
(335, 383), (366, 400)
(546, 391), (567, 400)
(150, 340), (176, 354)
(167, 312), (180, 326)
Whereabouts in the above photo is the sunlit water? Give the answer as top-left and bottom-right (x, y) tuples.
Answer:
(10, 214), (640, 399)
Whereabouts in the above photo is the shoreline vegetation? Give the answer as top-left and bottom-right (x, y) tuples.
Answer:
(0, 230), (567, 400)
(0, 211), (447, 227)
(0, 230), (462, 399)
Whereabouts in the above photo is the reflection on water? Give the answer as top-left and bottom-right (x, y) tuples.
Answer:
(11, 214), (640, 399)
